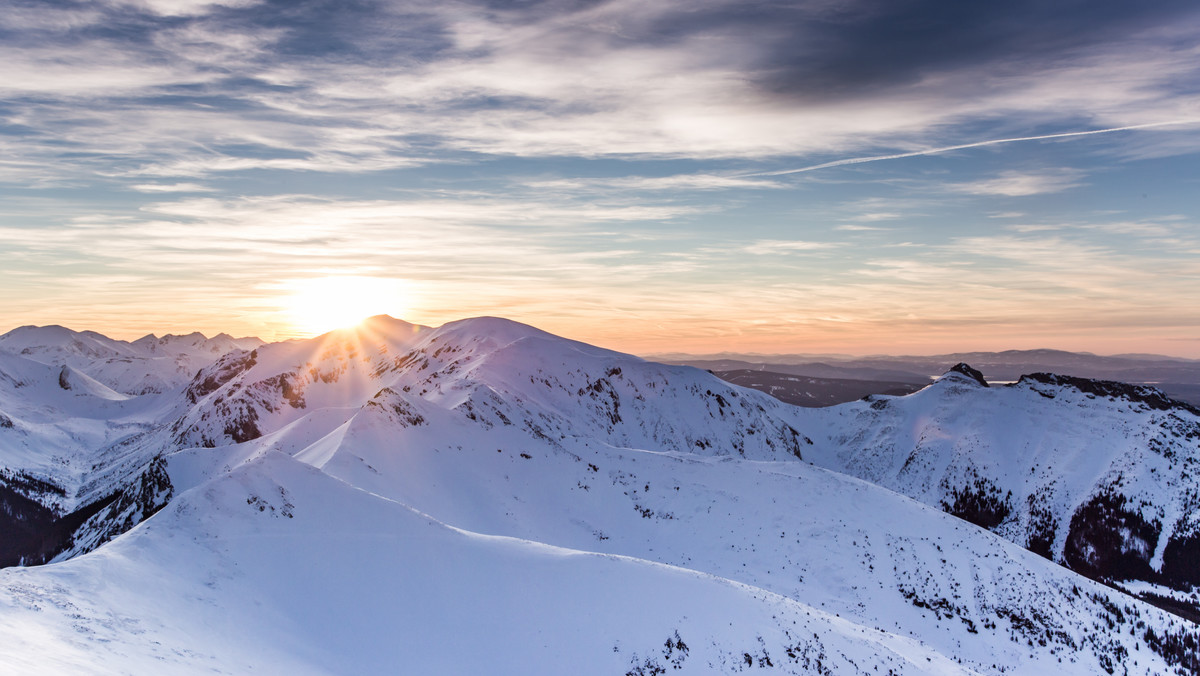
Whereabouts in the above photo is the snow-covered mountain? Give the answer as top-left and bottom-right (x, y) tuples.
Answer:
(1, 317), (1198, 674)
(802, 364), (1200, 619)
(0, 324), (263, 395)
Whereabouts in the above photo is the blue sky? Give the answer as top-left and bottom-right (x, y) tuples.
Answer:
(2, 0), (1199, 356)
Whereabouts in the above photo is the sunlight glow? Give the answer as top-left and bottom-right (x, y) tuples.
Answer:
(280, 276), (412, 336)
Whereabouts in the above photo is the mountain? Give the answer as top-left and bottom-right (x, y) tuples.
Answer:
(713, 369), (924, 407)
(802, 365), (1200, 620)
(1, 451), (979, 675)
(661, 357), (933, 384)
(660, 349), (1200, 407)
(0, 324), (264, 395)
(171, 315), (429, 449)
(847, 351), (1200, 402)
(1, 317), (1198, 674)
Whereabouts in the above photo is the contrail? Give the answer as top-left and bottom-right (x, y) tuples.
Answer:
(754, 119), (1200, 177)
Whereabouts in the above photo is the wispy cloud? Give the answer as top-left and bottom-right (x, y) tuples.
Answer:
(1006, 224), (1061, 233)
(0, 192), (715, 336)
(107, 0), (262, 17)
(835, 225), (886, 232)
(522, 174), (785, 192)
(948, 170), (1085, 197)
(129, 182), (215, 193)
(856, 212), (904, 221)
(741, 240), (841, 255)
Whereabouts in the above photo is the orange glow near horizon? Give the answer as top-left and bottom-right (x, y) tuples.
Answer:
(4, 289), (1198, 359)
(279, 276), (413, 337)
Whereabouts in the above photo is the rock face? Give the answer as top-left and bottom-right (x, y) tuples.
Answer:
(1019, 372), (1200, 414)
(947, 362), (989, 387)
(1, 326), (1199, 674)
(0, 460), (171, 567)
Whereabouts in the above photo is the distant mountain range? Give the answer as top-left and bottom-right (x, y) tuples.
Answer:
(655, 348), (1200, 407)
(1, 318), (1197, 674)
(0, 324), (263, 395)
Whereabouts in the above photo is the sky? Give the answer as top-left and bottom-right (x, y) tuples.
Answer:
(2, 0), (1200, 357)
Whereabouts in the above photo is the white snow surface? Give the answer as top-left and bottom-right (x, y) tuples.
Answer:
(1, 316), (1197, 675)
(800, 370), (1200, 574)
(0, 323), (263, 395)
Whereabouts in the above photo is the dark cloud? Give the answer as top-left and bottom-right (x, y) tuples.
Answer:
(457, 0), (1200, 101)
(249, 0), (452, 62)
(8, 0), (1197, 100)
(718, 0), (1200, 99)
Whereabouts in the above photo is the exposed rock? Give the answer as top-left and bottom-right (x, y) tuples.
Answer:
(946, 363), (988, 387)
(1019, 373), (1199, 415)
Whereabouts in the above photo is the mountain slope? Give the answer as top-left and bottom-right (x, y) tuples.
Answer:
(0, 451), (973, 676)
(1, 316), (1198, 674)
(158, 318), (1200, 672)
(803, 366), (1200, 617)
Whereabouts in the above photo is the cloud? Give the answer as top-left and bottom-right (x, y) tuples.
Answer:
(107, 0), (261, 17)
(0, 193), (708, 291)
(746, 0), (1200, 100)
(835, 224), (886, 231)
(1006, 224), (1060, 233)
(1084, 220), (1180, 238)
(857, 212), (904, 221)
(4, 192), (1198, 356)
(829, 197), (929, 223)
(741, 240), (840, 255)
(141, 195), (702, 228)
(129, 182), (215, 193)
(948, 169), (1085, 197)
(522, 174), (785, 192)
(0, 190), (722, 338)
(0, 0), (1198, 187)
(2, 0), (1199, 356)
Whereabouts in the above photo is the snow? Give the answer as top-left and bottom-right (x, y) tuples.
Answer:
(0, 323), (263, 395)
(1, 315), (1197, 674)
(799, 366), (1200, 588)
(0, 452), (975, 675)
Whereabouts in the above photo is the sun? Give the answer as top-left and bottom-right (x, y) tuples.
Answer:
(281, 276), (411, 336)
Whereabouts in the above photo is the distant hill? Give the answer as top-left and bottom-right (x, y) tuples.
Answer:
(713, 369), (924, 407)
(656, 348), (1200, 406)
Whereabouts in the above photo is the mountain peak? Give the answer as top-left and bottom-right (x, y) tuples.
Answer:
(433, 316), (556, 346)
(321, 315), (429, 345)
(944, 362), (988, 387)
(360, 314), (422, 331)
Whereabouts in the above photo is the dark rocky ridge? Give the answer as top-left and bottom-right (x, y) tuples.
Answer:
(1018, 372), (1200, 415)
(947, 362), (988, 387)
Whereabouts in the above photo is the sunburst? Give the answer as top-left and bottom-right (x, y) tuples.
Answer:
(280, 276), (412, 336)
